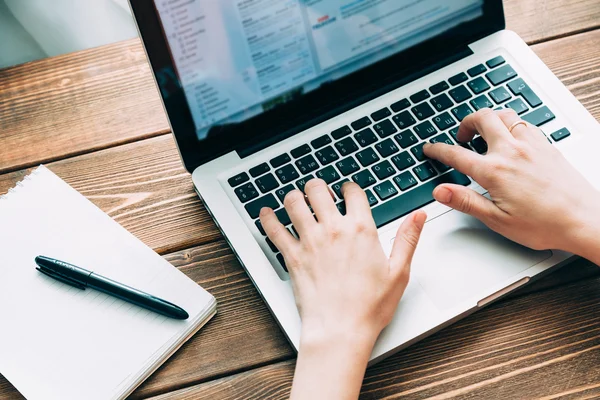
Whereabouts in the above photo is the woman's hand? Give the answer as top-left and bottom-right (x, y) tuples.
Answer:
(424, 108), (600, 256)
(259, 179), (426, 400)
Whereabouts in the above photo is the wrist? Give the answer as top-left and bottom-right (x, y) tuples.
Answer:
(563, 190), (600, 263)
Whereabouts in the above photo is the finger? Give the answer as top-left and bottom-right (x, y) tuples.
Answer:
(304, 179), (340, 223)
(423, 142), (485, 181)
(259, 207), (298, 254)
(341, 182), (372, 221)
(389, 211), (427, 284)
(496, 108), (546, 144)
(284, 189), (317, 237)
(432, 184), (506, 223)
(457, 108), (514, 146)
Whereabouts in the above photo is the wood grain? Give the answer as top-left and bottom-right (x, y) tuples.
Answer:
(147, 275), (600, 400)
(1, 29), (599, 258)
(0, 39), (169, 174)
(1, 0), (599, 174)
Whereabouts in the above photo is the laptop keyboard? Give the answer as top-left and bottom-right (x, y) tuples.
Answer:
(228, 55), (571, 274)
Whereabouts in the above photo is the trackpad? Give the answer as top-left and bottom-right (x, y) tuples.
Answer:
(392, 210), (552, 310)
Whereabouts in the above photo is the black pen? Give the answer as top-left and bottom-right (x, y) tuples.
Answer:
(35, 256), (189, 320)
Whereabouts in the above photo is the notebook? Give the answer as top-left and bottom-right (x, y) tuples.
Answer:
(0, 166), (217, 400)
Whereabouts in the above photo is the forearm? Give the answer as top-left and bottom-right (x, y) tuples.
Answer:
(290, 330), (376, 400)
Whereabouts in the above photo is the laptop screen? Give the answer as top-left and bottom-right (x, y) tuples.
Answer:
(153, 0), (484, 140)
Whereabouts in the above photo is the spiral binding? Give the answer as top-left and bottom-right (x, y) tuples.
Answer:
(0, 166), (44, 202)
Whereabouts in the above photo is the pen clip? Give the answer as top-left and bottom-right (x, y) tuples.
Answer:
(36, 266), (86, 290)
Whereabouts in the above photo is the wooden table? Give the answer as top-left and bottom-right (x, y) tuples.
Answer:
(1, 1), (600, 398)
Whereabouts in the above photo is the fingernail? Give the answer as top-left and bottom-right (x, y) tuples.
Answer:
(422, 143), (432, 149)
(434, 187), (453, 203)
(259, 207), (271, 216)
(413, 211), (427, 226)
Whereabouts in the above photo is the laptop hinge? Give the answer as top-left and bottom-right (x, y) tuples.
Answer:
(237, 45), (474, 159)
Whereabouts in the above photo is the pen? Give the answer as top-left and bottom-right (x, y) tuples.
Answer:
(35, 256), (189, 320)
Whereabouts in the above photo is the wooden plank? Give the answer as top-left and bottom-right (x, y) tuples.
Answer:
(1, 0), (599, 174)
(146, 276), (600, 400)
(505, 0), (600, 44)
(0, 239), (596, 400)
(1, 30), (599, 256)
(0, 39), (169, 174)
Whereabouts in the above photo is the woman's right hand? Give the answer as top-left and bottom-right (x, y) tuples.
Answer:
(423, 108), (600, 256)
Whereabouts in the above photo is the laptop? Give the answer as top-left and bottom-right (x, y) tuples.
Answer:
(130, 0), (600, 362)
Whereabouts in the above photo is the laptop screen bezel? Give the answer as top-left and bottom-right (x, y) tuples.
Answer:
(130, 0), (504, 173)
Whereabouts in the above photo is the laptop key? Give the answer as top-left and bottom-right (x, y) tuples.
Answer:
(486, 56), (505, 68)
(470, 94), (494, 111)
(451, 103), (474, 122)
(391, 151), (416, 171)
(489, 87), (512, 104)
(311, 134), (332, 149)
(331, 126), (352, 140)
(411, 102), (435, 120)
(270, 154), (291, 168)
(410, 143), (426, 161)
(393, 111), (416, 130)
(275, 184), (295, 202)
(467, 77), (490, 94)
(394, 130), (419, 149)
(373, 119), (398, 138)
(356, 148), (380, 167)
(393, 171), (418, 191)
(467, 64), (487, 77)
(550, 128), (570, 142)
(275, 164), (300, 183)
(245, 193), (279, 219)
(275, 208), (292, 226)
(291, 144), (311, 159)
(295, 174), (315, 192)
(431, 159), (452, 173)
(335, 137), (359, 157)
(295, 154), (319, 175)
(315, 145), (340, 165)
(375, 138), (400, 157)
(255, 173), (279, 193)
(331, 179), (350, 198)
(336, 156), (361, 176)
(507, 78), (542, 107)
(365, 189), (379, 207)
(410, 89), (430, 103)
(430, 133), (454, 145)
(354, 128), (378, 147)
(449, 127), (459, 141)
(471, 136), (488, 154)
(505, 98), (529, 115)
(448, 72), (468, 86)
(430, 93), (453, 112)
(336, 202), (347, 216)
(255, 220), (266, 235)
(276, 253), (288, 272)
(414, 120), (438, 139)
(228, 172), (249, 187)
(449, 85), (472, 103)
(266, 237), (278, 252)
(374, 170), (471, 228)
(522, 106), (555, 127)
(429, 81), (449, 95)
(352, 170), (377, 189)
(316, 165), (340, 184)
(390, 98), (410, 112)
(372, 160), (396, 180)
(413, 162), (438, 182)
(374, 180), (399, 201)
(486, 64), (517, 86)
(235, 182), (259, 203)
(432, 112), (456, 131)
(351, 116), (371, 130)
(249, 163), (270, 178)
(371, 107), (391, 122)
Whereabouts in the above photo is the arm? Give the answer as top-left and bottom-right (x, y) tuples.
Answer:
(424, 108), (600, 265)
(259, 181), (426, 400)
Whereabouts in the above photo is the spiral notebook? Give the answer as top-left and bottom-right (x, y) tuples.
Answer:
(0, 166), (217, 400)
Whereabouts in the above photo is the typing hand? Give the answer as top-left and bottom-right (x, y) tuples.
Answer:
(259, 179), (426, 400)
(424, 108), (600, 253)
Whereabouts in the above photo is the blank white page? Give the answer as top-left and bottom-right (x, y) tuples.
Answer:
(0, 166), (215, 400)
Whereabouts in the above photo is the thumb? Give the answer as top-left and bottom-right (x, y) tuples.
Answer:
(389, 210), (427, 283)
(433, 184), (503, 222)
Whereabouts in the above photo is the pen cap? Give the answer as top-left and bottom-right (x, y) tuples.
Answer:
(35, 256), (92, 285)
